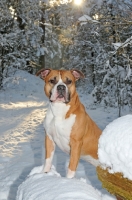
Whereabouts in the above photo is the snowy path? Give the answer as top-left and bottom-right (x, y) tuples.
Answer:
(0, 70), (126, 199)
(0, 97), (46, 199)
(0, 70), (46, 199)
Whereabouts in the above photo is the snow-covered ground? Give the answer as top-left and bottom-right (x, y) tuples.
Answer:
(0, 70), (131, 200)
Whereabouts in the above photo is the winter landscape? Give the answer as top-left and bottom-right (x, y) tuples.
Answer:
(0, 0), (132, 199)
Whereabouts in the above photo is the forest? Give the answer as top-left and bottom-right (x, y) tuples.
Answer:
(0, 1), (132, 199)
(0, 0), (132, 116)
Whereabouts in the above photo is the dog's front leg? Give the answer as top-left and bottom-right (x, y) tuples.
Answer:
(67, 138), (82, 178)
(43, 135), (55, 173)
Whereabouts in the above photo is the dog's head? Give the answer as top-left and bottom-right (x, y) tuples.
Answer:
(36, 69), (84, 103)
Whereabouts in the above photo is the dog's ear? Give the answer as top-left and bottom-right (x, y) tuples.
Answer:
(71, 69), (85, 80)
(36, 68), (51, 79)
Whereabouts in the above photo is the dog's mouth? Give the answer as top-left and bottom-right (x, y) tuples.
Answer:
(50, 93), (70, 104)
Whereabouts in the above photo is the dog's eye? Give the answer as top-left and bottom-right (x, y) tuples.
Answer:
(49, 79), (56, 84)
(66, 79), (72, 85)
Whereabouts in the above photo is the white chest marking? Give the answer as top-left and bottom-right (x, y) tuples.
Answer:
(44, 102), (76, 153)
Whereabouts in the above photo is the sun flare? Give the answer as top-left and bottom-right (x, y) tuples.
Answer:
(74, 0), (82, 5)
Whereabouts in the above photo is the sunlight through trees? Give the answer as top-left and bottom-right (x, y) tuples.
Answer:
(0, 0), (132, 115)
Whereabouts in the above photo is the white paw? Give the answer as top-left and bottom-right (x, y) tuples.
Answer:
(43, 163), (51, 173)
(67, 169), (75, 178)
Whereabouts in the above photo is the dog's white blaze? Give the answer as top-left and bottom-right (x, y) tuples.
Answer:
(44, 102), (76, 154)
(43, 150), (54, 172)
(81, 155), (99, 167)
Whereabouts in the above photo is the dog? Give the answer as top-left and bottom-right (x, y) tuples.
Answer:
(36, 69), (102, 178)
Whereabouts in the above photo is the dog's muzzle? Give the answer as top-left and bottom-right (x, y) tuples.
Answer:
(57, 85), (66, 98)
(50, 83), (70, 103)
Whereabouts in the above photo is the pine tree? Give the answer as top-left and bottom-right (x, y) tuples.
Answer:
(0, 0), (43, 87)
(91, 0), (132, 115)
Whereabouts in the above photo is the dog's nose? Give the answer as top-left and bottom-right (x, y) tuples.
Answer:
(57, 85), (66, 91)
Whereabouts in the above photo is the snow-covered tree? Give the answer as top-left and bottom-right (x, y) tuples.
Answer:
(42, 0), (80, 69)
(91, 0), (132, 115)
(0, 0), (131, 114)
(0, 0), (44, 87)
(66, 16), (102, 92)
(42, 2), (63, 69)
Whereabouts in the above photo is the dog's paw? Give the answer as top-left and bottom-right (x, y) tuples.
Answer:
(43, 165), (61, 177)
(67, 169), (75, 178)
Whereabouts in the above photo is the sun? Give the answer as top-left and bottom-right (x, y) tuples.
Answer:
(74, 0), (82, 5)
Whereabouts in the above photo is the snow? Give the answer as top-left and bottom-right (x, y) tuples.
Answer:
(0, 69), (130, 200)
(112, 42), (122, 50)
(16, 166), (102, 200)
(16, 165), (115, 200)
(98, 115), (132, 180)
(112, 36), (132, 53)
(78, 15), (99, 25)
(0, 70), (46, 200)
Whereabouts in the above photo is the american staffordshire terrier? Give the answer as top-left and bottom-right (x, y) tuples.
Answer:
(36, 69), (102, 178)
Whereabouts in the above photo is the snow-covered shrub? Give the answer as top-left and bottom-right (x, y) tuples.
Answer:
(97, 115), (132, 199)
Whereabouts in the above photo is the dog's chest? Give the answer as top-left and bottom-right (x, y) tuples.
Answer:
(44, 103), (76, 153)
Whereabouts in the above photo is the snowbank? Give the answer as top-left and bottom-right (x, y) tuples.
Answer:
(16, 165), (115, 200)
(98, 115), (132, 180)
(0, 70), (46, 200)
(2, 69), (44, 98)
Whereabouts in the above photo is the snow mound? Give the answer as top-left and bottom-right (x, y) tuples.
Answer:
(3, 70), (43, 93)
(98, 115), (132, 180)
(16, 165), (102, 200)
(1, 69), (45, 104)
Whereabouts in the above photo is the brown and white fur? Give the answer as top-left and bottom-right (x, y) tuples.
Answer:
(36, 69), (102, 178)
